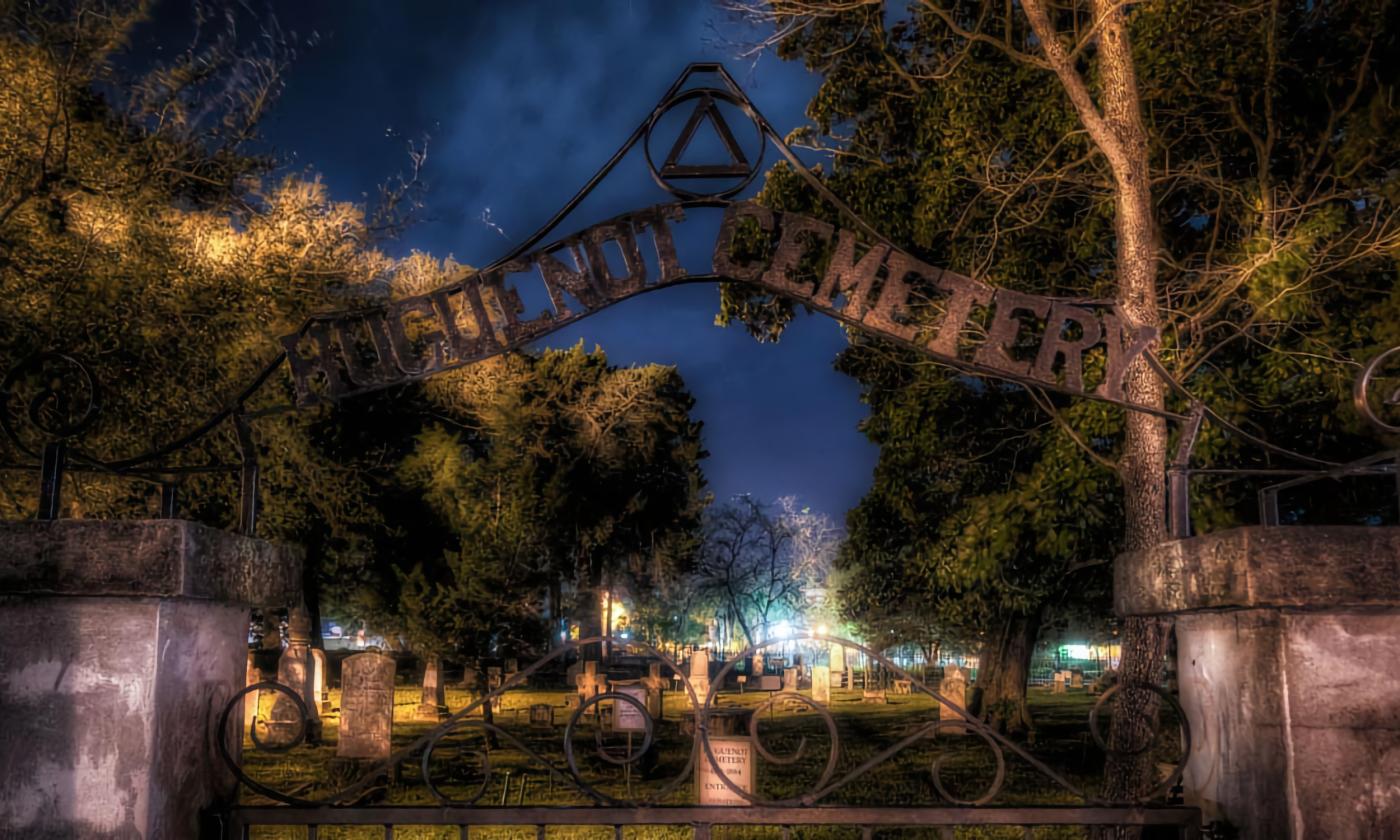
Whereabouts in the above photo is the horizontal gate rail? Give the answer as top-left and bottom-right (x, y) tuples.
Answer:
(225, 804), (1203, 838)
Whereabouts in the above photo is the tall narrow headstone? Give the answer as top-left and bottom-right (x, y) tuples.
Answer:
(938, 664), (968, 735)
(829, 643), (846, 685)
(338, 652), (395, 760)
(243, 650), (260, 734)
(310, 648), (330, 713)
(416, 655), (447, 721)
(811, 665), (830, 704)
(267, 606), (322, 743)
(1070, 668), (1084, 689)
(687, 648), (710, 706)
(782, 666), (799, 692)
(1052, 671), (1068, 694)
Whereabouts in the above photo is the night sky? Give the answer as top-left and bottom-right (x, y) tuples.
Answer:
(142, 1), (879, 520)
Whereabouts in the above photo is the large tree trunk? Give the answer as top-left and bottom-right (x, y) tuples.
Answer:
(973, 608), (1042, 736)
(1022, 0), (1172, 806)
(1093, 0), (1173, 805)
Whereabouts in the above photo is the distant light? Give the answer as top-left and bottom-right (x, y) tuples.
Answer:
(816, 624), (829, 637)
(1062, 644), (1091, 659)
(774, 620), (792, 639)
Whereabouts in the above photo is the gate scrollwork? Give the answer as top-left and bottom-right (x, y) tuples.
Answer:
(219, 634), (1190, 810)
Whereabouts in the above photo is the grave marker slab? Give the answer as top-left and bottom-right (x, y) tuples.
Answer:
(338, 652), (395, 760)
(697, 736), (754, 806)
(812, 665), (830, 704)
(939, 664), (968, 735)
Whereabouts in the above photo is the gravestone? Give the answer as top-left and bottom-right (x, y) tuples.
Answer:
(811, 665), (830, 704)
(613, 682), (650, 732)
(530, 703), (554, 729)
(267, 607), (322, 743)
(1052, 671), (1067, 694)
(243, 651), (261, 734)
(310, 648), (330, 713)
(338, 651), (395, 760)
(751, 651), (764, 677)
(696, 736), (754, 805)
(757, 675), (781, 692)
(861, 688), (888, 704)
(938, 664), (968, 735)
(781, 667), (799, 692)
(829, 643), (846, 686)
(487, 665), (503, 691)
(576, 660), (607, 715)
(892, 678), (912, 695)
(686, 648), (710, 706)
(416, 656), (448, 721)
(1070, 668), (1084, 689)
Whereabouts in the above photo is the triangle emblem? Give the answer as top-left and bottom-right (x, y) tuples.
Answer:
(660, 94), (751, 179)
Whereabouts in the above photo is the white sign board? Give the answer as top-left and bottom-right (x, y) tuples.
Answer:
(697, 736), (754, 806)
(614, 684), (650, 733)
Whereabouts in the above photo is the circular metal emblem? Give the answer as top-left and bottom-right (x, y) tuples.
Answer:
(1354, 345), (1400, 434)
(643, 87), (764, 200)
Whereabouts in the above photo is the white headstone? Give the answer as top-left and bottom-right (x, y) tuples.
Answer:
(243, 651), (260, 734)
(829, 642), (846, 677)
(697, 736), (754, 805)
(812, 665), (830, 704)
(1053, 671), (1068, 694)
(613, 683), (650, 732)
(939, 664), (968, 735)
(310, 648), (329, 713)
(416, 656), (447, 721)
(782, 667), (799, 692)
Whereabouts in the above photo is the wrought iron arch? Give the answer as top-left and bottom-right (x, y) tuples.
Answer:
(2, 62), (1396, 535)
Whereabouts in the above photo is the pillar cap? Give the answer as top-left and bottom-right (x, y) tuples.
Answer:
(0, 519), (301, 605)
(1115, 525), (1400, 616)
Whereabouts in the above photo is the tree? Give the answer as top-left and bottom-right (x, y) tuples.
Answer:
(0, 0), (436, 607)
(725, 0), (1399, 792)
(693, 495), (808, 648)
(372, 345), (709, 661)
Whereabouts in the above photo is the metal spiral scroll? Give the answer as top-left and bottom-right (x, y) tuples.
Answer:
(0, 352), (101, 456)
(219, 634), (1190, 809)
(1354, 344), (1400, 435)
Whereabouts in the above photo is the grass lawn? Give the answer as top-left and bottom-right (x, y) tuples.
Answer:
(237, 685), (1182, 840)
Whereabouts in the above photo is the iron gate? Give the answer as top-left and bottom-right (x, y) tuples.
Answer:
(215, 636), (1200, 839)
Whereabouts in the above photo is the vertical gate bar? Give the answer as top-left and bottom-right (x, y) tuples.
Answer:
(458, 826), (468, 840)
(862, 827), (873, 840)
(37, 441), (65, 520)
(234, 415), (259, 536)
(615, 825), (623, 840)
(781, 827), (791, 840)
(1167, 402), (1204, 538)
(694, 823), (711, 840)
(307, 826), (318, 840)
(159, 482), (178, 519)
(938, 828), (955, 840)
(536, 824), (545, 840)
(383, 825), (393, 840)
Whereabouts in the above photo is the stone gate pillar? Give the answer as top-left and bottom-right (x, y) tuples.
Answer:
(1116, 525), (1400, 839)
(0, 520), (300, 839)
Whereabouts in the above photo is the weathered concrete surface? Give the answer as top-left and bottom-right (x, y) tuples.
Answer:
(0, 520), (300, 839)
(0, 519), (301, 603)
(1115, 525), (1400, 615)
(1117, 526), (1400, 839)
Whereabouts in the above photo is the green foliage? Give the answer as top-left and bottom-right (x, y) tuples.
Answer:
(366, 345), (709, 657)
(730, 0), (1400, 644)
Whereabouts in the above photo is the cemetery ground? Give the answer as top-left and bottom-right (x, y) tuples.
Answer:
(240, 683), (1183, 840)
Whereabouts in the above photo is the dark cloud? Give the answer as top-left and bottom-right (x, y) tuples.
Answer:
(176, 0), (880, 517)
